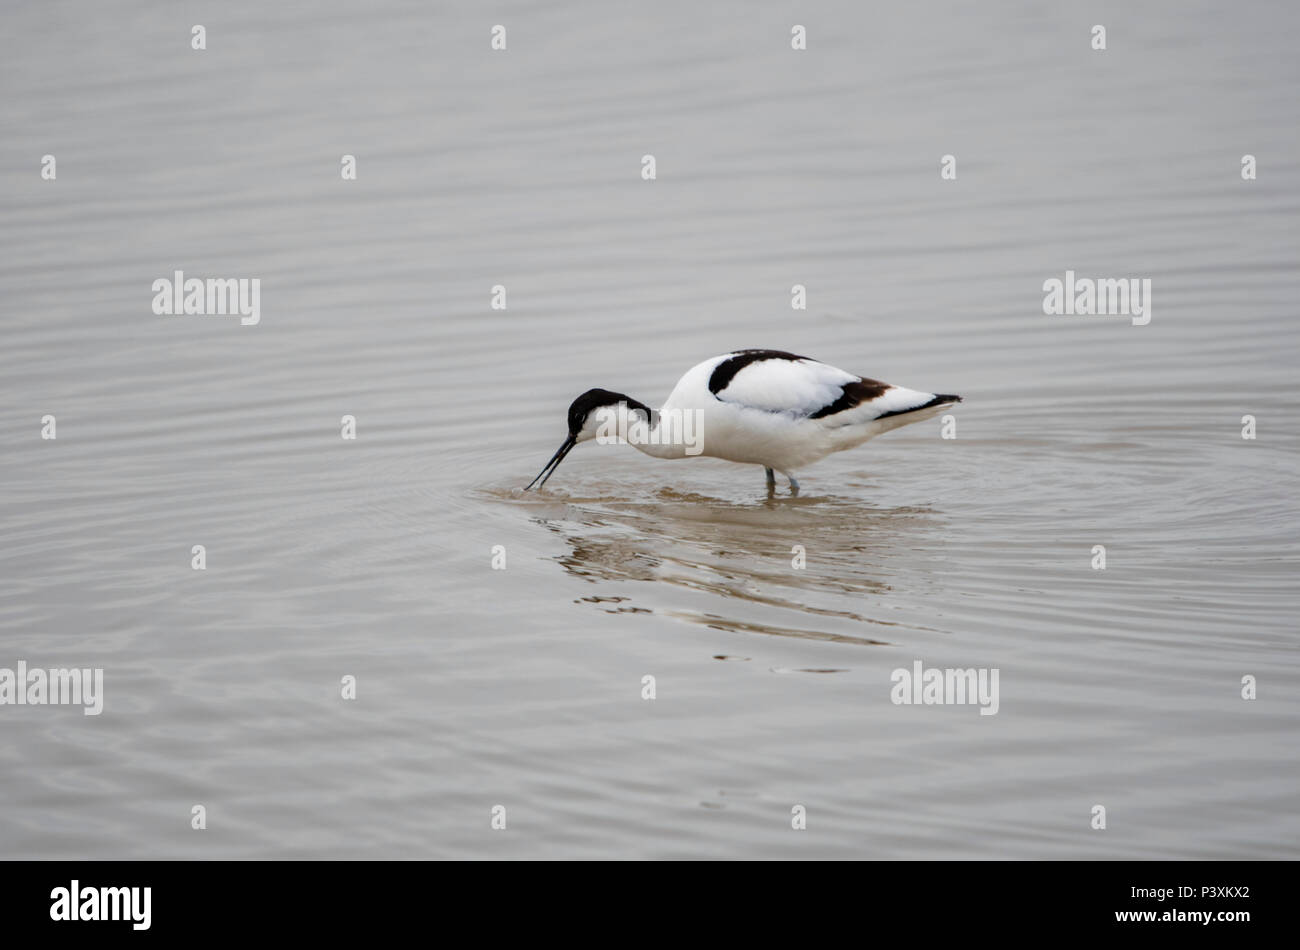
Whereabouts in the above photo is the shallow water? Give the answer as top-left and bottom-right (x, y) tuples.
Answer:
(1, 1), (1298, 858)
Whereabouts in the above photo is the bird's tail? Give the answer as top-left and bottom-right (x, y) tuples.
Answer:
(870, 391), (961, 432)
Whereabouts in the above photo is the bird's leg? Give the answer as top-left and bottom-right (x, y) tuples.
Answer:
(764, 466), (776, 492)
(784, 472), (800, 494)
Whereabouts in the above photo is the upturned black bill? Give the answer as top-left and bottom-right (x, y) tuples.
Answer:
(524, 436), (576, 491)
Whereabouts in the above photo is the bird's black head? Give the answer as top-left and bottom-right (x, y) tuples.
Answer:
(524, 389), (653, 491)
(566, 388), (651, 437)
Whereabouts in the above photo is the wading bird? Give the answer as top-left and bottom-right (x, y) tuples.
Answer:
(525, 349), (960, 494)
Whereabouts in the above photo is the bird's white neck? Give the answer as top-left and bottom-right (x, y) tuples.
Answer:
(617, 407), (698, 460)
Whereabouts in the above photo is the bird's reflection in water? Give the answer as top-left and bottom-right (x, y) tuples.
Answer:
(518, 480), (952, 647)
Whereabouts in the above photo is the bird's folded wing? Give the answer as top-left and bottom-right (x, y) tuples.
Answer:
(711, 351), (951, 424)
(712, 355), (860, 416)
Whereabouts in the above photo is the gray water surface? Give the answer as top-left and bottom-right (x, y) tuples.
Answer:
(1, 1), (1298, 859)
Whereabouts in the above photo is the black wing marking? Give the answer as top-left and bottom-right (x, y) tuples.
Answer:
(808, 378), (893, 419)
